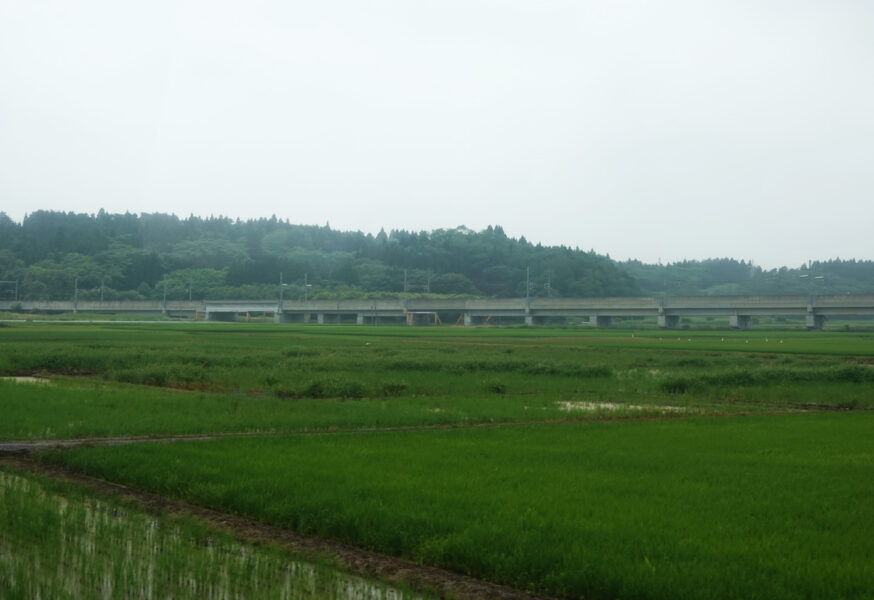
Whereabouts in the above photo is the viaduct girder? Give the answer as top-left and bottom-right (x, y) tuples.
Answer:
(3, 295), (874, 330)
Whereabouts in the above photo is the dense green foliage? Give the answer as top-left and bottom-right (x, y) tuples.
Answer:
(4, 210), (870, 302)
(0, 210), (637, 301)
(622, 256), (874, 296)
(43, 414), (874, 600)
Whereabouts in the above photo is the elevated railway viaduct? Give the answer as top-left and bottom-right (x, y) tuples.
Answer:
(3, 295), (874, 330)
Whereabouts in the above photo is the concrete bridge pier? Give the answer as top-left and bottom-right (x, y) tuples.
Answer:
(464, 314), (491, 326)
(463, 312), (495, 326)
(806, 314), (826, 330)
(590, 316), (612, 327)
(658, 315), (680, 329)
(730, 315), (752, 330)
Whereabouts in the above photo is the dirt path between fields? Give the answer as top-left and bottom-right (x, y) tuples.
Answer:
(0, 415), (681, 456)
(1, 455), (551, 600)
(0, 432), (266, 455)
(0, 408), (824, 456)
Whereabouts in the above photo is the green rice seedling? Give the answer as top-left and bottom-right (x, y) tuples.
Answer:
(43, 412), (874, 600)
(0, 468), (430, 600)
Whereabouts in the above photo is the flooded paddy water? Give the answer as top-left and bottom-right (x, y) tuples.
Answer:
(556, 400), (691, 413)
(0, 376), (51, 384)
(0, 470), (426, 600)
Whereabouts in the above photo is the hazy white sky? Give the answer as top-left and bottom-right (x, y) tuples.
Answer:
(1, 1), (872, 269)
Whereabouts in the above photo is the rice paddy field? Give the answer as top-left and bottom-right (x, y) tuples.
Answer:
(0, 469), (427, 600)
(1, 321), (873, 599)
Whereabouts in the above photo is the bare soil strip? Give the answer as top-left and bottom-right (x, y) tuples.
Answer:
(0, 456), (552, 600)
(0, 432), (261, 456)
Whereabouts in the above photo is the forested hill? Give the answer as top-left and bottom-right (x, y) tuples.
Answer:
(621, 258), (874, 296)
(1, 211), (871, 301)
(0, 211), (638, 301)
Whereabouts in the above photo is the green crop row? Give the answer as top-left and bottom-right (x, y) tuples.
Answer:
(42, 413), (874, 600)
(7, 376), (694, 440)
(0, 468), (428, 600)
(661, 364), (874, 395)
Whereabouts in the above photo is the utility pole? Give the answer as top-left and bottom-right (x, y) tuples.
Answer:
(279, 272), (287, 313)
(74, 277), (78, 312)
(100, 278), (104, 303)
(403, 269), (408, 297)
(303, 273), (311, 302)
(525, 266), (530, 304)
(162, 279), (167, 309)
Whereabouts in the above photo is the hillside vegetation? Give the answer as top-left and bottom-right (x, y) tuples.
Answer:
(0, 211), (871, 301)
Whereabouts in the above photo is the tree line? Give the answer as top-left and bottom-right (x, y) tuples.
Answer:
(0, 211), (638, 301)
(0, 211), (870, 302)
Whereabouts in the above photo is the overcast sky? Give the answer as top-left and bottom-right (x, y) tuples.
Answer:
(1, 1), (872, 269)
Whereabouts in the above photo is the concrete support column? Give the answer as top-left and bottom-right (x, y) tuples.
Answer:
(806, 314), (825, 330)
(591, 315), (612, 328)
(658, 315), (680, 329)
(463, 312), (472, 326)
(730, 315), (752, 330)
(356, 313), (365, 325)
(317, 313), (326, 325)
(525, 315), (534, 326)
(276, 311), (302, 323)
